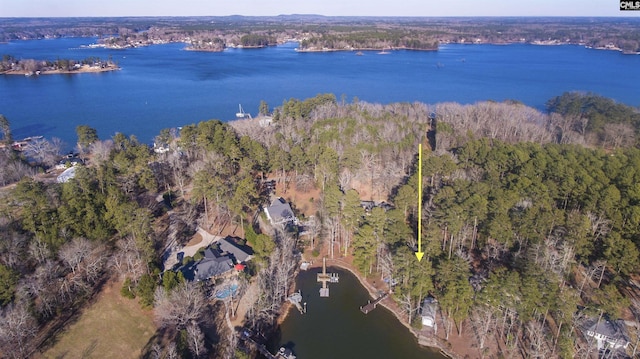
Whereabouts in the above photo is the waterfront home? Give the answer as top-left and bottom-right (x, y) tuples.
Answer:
(193, 250), (235, 281)
(183, 237), (253, 282)
(55, 157), (83, 170)
(421, 296), (438, 328)
(582, 318), (630, 351)
(265, 197), (296, 226)
(218, 236), (253, 263)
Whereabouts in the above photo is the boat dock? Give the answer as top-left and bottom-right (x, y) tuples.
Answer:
(360, 292), (389, 314)
(287, 290), (306, 314)
(317, 257), (339, 297)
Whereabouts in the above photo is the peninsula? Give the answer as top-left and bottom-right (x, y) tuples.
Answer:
(0, 55), (119, 76)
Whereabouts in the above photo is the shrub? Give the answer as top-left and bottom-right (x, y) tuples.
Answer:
(120, 278), (136, 299)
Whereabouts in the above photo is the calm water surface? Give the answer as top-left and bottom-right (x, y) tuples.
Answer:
(270, 268), (445, 359)
(1, 38), (639, 148)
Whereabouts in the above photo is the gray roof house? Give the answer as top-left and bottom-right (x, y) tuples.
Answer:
(265, 197), (296, 225)
(583, 318), (631, 351)
(180, 238), (253, 282)
(219, 237), (253, 263)
(194, 255), (234, 281)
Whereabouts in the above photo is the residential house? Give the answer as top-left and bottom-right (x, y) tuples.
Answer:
(583, 318), (631, 351)
(360, 200), (394, 213)
(421, 296), (438, 328)
(184, 238), (253, 282)
(265, 197), (296, 226)
(218, 236), (253, 263)
(193, 251), (234, 281)
(55, 157), (83, 170)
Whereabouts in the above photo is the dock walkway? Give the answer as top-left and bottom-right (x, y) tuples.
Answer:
(360, 292), (389, 314)
(317, 257), (338, 297)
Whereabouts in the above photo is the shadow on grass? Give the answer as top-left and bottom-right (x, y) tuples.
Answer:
(34, 276), (111, 355)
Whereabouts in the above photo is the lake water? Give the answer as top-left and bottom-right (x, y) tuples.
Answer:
(269, 267), (445, 359)
(1, 37), (639, 148)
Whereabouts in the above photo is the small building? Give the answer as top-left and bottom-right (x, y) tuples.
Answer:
(421, 296), (438, 328)
(583, 318), (630, 351)
(265, 197), (296, 226)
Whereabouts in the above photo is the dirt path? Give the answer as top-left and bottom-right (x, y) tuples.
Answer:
(230, 279), (259, 328)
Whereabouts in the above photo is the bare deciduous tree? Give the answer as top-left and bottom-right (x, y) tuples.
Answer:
(166, 342), (179, 359)
(187, 321), (208, 358)
(58, 237), (92, 274)
(111, 236), (146, 282)
(603, 122), (635, 150)
(0, 303), (37, 359)
(524, 320), (551, 359)
(24, 137), (61, 167)
(154, 282), (207, 329)
(89, 140), (114, 166)
(0, 149), (34, 186)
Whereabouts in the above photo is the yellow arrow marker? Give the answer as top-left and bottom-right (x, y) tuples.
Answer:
(415, 143), (424, 262)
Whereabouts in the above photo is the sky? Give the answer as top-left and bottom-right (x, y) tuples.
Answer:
(0, 0), (637, 17)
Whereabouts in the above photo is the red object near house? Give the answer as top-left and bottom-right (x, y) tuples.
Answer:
(235, 264), (246, 271)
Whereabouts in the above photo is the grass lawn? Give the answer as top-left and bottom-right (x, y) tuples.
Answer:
(40, 280), (156, 359)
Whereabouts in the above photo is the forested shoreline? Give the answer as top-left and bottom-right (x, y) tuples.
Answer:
(0, 55), (119, 75)
(1, 92), (640, 358)
(2, 16), (640, 53)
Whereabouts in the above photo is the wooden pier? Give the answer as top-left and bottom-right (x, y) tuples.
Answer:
(360, 292), (389, 314)
(317, 257), (339, 297)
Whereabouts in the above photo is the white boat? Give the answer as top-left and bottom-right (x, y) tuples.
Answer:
(236, 104), (247, 118)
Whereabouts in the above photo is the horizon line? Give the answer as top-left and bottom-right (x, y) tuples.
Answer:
(1, 14), (639, 19)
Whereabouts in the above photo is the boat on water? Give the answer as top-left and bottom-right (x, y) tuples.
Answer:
(355, 51), (364, 56)
(236, 104), (251, 119)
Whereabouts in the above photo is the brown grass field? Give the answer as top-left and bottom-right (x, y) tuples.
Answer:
(39, 280), (156, 359)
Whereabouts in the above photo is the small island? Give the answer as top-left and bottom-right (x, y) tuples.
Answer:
(0, 55), (119, 76)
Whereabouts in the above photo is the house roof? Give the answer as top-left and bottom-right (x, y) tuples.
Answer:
(56, 166), (77, 183)
(421, 296), (438, 319)
(219, 237), (253, 263)
(583, 318), (630, 344)
(265, 197), (295, 224)
(204, 247), (222, 259)
(194, 256), (234, 281)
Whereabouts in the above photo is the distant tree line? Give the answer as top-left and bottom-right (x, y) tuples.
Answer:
(5, 17), (639, 53)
